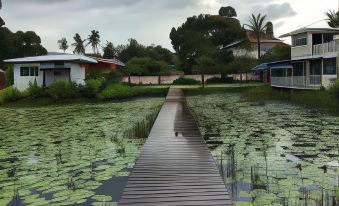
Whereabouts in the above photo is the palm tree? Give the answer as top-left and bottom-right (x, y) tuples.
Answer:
(58, 38), (69, 53)
(245, 14), (267, 59)
(72, 33), (86, 54)
(325, 10), (339, 28)
(87, 30), (101, 54)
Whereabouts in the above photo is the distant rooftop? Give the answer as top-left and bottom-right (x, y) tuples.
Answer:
(93, 57), (125, 67)
(4, 54), (98, 64)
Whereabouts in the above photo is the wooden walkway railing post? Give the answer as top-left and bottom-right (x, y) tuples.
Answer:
(118, 88), (233, 206)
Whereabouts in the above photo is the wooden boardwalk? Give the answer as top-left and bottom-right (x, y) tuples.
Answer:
(118, 88), (233, 206)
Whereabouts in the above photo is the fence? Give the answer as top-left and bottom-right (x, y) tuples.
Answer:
(121, 74), (222, 85)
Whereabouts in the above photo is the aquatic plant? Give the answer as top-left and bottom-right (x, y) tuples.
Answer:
(187, 92), (339, 206)
(0, 97), (164, 205)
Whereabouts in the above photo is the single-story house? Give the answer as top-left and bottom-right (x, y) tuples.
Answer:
(0, 69), (5, 90)
(4, 54), (124, 91)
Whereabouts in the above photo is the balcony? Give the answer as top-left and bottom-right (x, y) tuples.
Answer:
(271, 75), (321, 89)
(313, 41), (339, 56)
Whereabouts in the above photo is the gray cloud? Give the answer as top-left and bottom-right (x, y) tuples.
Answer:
(255, 3), (297, 20)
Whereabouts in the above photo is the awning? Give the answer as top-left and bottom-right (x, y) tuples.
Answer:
(270, 64), (293, 70)
(251, 63), (269, 72)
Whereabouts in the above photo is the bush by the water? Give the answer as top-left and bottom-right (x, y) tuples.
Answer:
(27, 80), (45, 98)
(206, 77), (233, 84)
(0, 86), (27, 104)
(97, 84), (138, 100)
(82, 79), (104, 97)
(48, 81), (79, 100)
(173, 77), (200, 85)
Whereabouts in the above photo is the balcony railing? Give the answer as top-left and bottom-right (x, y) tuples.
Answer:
(313, 41), (339, 56)
(271, 75), (321, 89)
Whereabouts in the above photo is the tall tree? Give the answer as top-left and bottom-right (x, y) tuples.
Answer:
(87, 30), (100, 54)
(245, 14), (267, 59)
(265, 22), (274, 39)
(219, 6), (237, 18)
(103, 41), (115, 59)
(170, 13), (246, 74)
(325, 10), (339, 28)
(72, 33), (85, 54)
(0, 0), (4, 27)
(192, 55), (217, 88)
(58, 38), (68, 53)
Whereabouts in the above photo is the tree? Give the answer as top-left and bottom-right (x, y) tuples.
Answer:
(170, 13), (245, 74)
(192, 55), (217, 88)
(219, 6), (237, 18)
(245, 14), (267, 59)
(260, 44), (291, 63)
(325, 10), (339, 28)
(87, 30), (101, 54)
(0, 17), (4, 27)
(72, 33), (85, 54)
(265, 22), (274, 39)
(58, 38), (68, 53)
(103, 41), (115, 59)
(125, 57), (168, 76)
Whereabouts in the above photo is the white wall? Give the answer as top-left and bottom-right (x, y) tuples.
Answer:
(70, 63), (86, 85)
(322, 75), (337, 88)
(14, 63), (43, 91)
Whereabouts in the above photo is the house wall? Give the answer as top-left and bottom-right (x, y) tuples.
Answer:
(70, 63), (86, 85)
(14, 63), (44, 91)
(291, 33), (313, 59)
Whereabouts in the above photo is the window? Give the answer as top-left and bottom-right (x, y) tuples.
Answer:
(324, 59), (336, 75)
(20, 66), (39, 77)
(293, 37), (307, 47)
(293, 62), (304, 76)
(20, 67), (30, 76)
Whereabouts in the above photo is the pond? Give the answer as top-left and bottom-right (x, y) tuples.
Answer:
(0, 97), (164, 206)
(187, 92), (339, 206)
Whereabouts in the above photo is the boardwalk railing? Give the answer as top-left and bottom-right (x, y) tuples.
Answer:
(118, 88), (233, 206)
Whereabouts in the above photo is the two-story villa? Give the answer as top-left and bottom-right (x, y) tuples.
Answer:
(254, 27), (339, 89)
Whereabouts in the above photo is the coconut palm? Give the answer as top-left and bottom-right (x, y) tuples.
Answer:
(72, 33), (86, 54)
(87, 30), (101, 54)
(325, 10), (339, 28)
(245, 14), (267, 59)
(58, 38), (69, 53)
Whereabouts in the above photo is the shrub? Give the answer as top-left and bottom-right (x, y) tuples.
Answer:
(97, 84), (138, 100)
(82, 79), (104, 97)
(48, 81), (79, 100)
(206, 77), (233, 84)
(4, 65), (14, 86)
(0, 86), (26, 104)
(27, 79), (45, 98)
(329, 80), (339, 98)
(173, 77), (199, 85)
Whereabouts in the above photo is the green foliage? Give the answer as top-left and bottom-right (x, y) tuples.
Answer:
(329, 80), (339, 98)
(82, 79), (104, 97)
(265, 22), (274, 39)
(219, 6), (237, 17)
(0, 86), (26, 104)
(97, 84), (138, 100)
(245, 13), (267, 59)
(173, 77), (200, 85)
(87, 30), (101, 54)
(72, 33), (85, 54)
(126, 57), (168, 76)
(260, 45), (291, 63)
(225, 56), (259, 74)
(58, 38), (68, 53)
(206, 77), (233, 84)
(242, 86), (339, 114)
(48, 81), (79, 100)
(103, 41), (116, 59)
(325, 10), (339, 28)
(0, 16), (4, 27)
(0, 27), (47, 67)
(27, 79), (45, 98)
(4, 64), (13, 86)
(170, 13), (245, 73)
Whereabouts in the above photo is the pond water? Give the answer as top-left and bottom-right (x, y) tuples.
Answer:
(0, 98), (164, 206)
(187, 93), (339, 206)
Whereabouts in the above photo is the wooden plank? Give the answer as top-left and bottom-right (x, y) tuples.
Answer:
(118, 88), (233, 206)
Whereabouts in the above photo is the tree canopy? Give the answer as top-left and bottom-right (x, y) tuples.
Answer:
(325, 10), (339, 28)
(103, 41), (116, 59)
(125, 57), (168, 76)
(219, 6), (237, 17)
(58, 38), (68, 53)
(72, 33), (86, 54)
(170, 13), (245, 74)
(260, 44), (291, 63)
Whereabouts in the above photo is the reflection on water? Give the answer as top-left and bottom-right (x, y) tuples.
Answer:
(0, 98), (163, 206)
(188, 93), (339, 206)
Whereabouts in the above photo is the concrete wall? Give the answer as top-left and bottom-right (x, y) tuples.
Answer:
(121, 74), (222, 85)
(232, 73), (260, 81)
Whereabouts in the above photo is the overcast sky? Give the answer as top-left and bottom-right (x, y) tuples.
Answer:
(1, 0), (338, 53)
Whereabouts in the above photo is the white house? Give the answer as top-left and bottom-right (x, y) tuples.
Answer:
(4, 54), (98, 91)
(253, 27), (339, 89)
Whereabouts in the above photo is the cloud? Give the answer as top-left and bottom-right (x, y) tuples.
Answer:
(255, 3), (297, 20)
